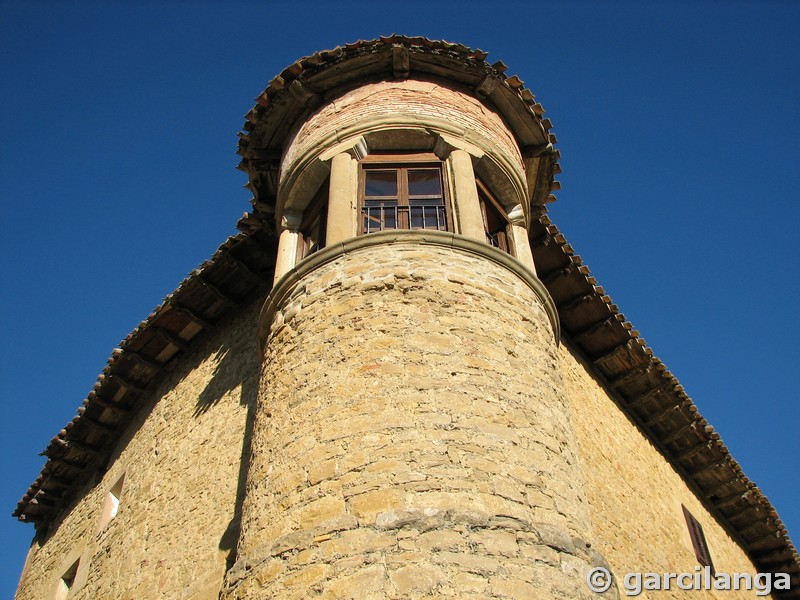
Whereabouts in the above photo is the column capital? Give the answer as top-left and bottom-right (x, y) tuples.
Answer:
(507, 204), (526, 226)
(319, 136), (369, 162)
(280, 209), (303, 231)
(433, 133), (485, 161)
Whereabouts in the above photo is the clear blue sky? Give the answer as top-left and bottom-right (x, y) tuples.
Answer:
(1, 1), (798, 596)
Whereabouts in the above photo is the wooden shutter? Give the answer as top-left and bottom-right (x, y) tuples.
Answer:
(682, 505), (715, 575)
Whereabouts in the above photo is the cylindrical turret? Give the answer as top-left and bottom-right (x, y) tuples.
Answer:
(222, 39), (608, 599)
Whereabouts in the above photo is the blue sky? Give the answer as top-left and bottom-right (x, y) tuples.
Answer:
(1, 1), (798, 595)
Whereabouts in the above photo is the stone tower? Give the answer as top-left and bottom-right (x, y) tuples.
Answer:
(14, 37), (799, 600)
(219, 39), (604, 598)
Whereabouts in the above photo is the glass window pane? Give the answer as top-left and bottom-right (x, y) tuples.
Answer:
(408, 169), (441, 196)
(409, 197), (443, 207)
(365, 170), (397, 196)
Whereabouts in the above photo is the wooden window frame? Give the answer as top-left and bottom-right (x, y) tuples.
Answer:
(476, 179), (513, 256)
(682, 505), (715, 574)
(358, 154), (452, 235)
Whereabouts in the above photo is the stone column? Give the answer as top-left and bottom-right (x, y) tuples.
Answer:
(272, 209), (302, 285)
(508, 204), (537, 275)
(326, 152), (358, 245)
(448, 149), (485, 242)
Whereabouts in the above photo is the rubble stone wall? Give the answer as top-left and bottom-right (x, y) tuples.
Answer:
(15, 303), (261, 600)
(222, 235), (602, 599)
(560, 343), (762, 599)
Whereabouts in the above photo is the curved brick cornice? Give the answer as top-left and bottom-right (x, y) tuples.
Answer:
(258, 230), (560, 349)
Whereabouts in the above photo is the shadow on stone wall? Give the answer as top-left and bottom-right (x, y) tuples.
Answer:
(192, 339), (260, 575)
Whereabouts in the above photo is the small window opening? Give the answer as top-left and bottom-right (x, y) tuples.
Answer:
(682, 505), (715, 574)
(359, 155), (450, 234)
(97, 474), (124, 531)
(55, 558), (79, 600)
(477, 179), (512, 255)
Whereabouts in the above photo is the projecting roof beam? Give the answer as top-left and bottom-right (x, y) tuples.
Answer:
(151, 327), (190, 351)
(660, 420), (697, 446)
(109, 373), (147, 395)
(88, 393), (131, 414)
(197, 276), (239, 308)
(225, 253), (272, 283)
(169, 303), (215, 330)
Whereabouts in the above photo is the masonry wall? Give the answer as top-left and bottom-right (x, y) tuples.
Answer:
(560, 342), (762, 598)
(15, 302), (261, 600)
(222, 235), (606, 600)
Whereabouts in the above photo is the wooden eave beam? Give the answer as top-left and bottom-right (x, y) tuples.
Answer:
(541, 262), (576, 285)
(608, 363), (653, 389)
(197, 276), (239, 308)
(109, 373), (147, 395)
(151, 327), (190, 351)
(643, 405), (681, 429)
(89, 394), (131, 414)
(49, 455), (88, 470)
(626, 384), (673, 410)
(673, 440), (714, 462)
(574, 315), (622, 346)
(125, 351), (166, 373)
(711, 489), (750, 509)
(60, 438), (103, 457)
(557, 292), (594, 313)
(686, 458), (728, 477)
(169, 302), (215, 330)
(79, 414), (117, 435)
(225, 252), (271, 283)
(659, 419), (697, 446)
